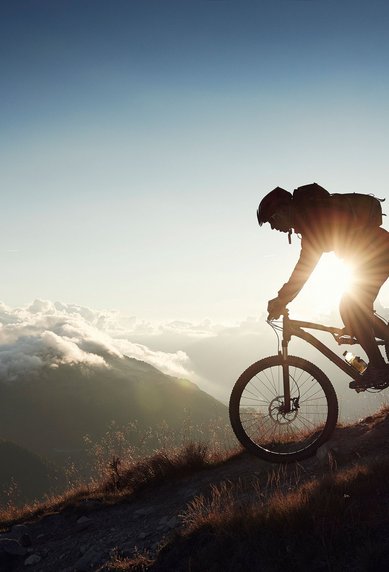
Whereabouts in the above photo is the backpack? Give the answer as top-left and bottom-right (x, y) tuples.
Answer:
(293, 183), (331, 207)
(292, 183), (384, 229)
(330, 193), (384, 228)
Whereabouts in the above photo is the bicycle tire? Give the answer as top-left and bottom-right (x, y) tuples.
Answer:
(229, 355), (338, 463)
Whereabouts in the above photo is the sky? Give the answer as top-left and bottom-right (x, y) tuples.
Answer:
(2, 0), (389, 320)
(2, 1), (389, 418)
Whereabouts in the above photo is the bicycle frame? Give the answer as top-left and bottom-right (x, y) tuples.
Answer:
(276, 310), (387, 412)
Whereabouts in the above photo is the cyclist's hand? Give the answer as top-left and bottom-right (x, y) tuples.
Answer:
(267, 297), (286, 320)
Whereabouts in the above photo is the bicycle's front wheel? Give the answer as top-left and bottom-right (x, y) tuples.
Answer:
(229, 355), (338, 463)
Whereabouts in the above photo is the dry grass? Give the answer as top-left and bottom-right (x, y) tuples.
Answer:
(83, 416), (235, 484)
(89, 454), (389, 572)
(150, 457), (389, 571)
(98, 549), (153, 571)
(0, 482), (93, 531)
(3, 406), (389, 570)
(99, 442), (220, 494)
(0, 414), (236, 528)
(0, 439), (234, 530)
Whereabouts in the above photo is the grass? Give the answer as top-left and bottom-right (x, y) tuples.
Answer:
(82, 416), (234, 481)
(146, 456), (389, 572)
(4, 408), (389, 570)
(100, 442), (221, 494)
(0, 440), (236, 531)
(0, 414), (236, 526)
(99, 551), (153, 572)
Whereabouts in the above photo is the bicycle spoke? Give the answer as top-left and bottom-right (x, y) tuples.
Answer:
(231, 356), (337, 459)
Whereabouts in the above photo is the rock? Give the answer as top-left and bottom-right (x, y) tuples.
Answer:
(158, 515), (178, 529)
(166, 516), (178, 529)
(316, 442), (337, 465)
(19, 533), (32, 547)
(139, 532), (150, 539)
(180, 487), (197, 498)
(74, 548), (104, 571)
(24, 553), (41, 566)
(41, 513), (63, 528)
(6, 524), (32, 547)
(76, 516), (93, 531)
(11, 524), (29, 538)
(134, 507), (154, 517)
(0, 538), (27, 556)
(79, 544), (89, 555)
(79, 499), (102, 511)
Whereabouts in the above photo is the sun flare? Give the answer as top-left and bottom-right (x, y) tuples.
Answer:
(304, 253), (354, 314)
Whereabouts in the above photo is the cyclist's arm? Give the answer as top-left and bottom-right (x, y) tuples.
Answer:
(277, 238), (322, 304)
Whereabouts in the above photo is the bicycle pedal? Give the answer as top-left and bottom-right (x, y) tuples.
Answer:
(349, 380), (367, 392)
(355, 385), (367, 393)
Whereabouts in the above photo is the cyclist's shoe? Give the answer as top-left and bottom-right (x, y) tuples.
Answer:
(349, 364), (389, 391)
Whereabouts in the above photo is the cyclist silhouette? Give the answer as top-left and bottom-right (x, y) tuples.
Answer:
(257, 184), (389, 388)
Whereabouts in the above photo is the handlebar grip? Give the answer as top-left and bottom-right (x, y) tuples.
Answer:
(267, 312), (279, 321)
(267, 306), (287, 320)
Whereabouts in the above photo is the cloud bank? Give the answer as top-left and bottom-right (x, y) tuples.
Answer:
(0, 300), (194, 382)
(0, 299), (270, 401)
(7, 299), (367, 407)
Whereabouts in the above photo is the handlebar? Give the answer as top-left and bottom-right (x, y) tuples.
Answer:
(267, 307), (289, 321)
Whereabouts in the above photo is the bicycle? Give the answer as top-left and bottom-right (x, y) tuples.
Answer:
(229, 309), (389, 463)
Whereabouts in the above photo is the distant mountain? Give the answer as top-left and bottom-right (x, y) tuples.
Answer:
(0, 440), (65, 505)
(0, 356), (227, 463)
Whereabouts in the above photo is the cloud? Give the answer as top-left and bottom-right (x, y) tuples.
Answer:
(0, 299), (271, 402)
(3, 299), (331, 405)
(0, 300), (195, 383)
(0, 331), (106, 381)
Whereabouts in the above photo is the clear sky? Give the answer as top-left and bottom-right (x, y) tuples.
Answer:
(2, 0), (389, 322)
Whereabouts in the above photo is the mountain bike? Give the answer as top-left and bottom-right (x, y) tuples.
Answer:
(229, 309), (389, 463)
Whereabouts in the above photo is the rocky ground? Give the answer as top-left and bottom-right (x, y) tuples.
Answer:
(1, 409), (389, 571)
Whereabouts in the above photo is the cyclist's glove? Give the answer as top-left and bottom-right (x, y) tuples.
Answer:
(267, 297), (287, 320)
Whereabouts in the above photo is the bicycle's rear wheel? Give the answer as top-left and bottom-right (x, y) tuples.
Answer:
(229, 355), (338, 463)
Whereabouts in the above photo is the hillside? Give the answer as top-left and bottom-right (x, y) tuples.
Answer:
(1, 407), (389, 571)
(0, 441), (65, 506)
(0, 356), (228, 464)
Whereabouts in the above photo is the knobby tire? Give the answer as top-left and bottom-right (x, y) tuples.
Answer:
(229, 355), (338, 463)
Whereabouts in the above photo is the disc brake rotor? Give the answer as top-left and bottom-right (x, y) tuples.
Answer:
(268, 396), (298, 424)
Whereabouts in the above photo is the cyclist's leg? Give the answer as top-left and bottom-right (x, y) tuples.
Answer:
(372, 313), (389, 340)
(339, 273), (388, 367)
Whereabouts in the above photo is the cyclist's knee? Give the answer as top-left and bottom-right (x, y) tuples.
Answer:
(340, 292), (374, 327)
(339, 293), (355, 322)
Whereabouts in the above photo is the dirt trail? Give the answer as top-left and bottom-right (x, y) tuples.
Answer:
(2, 410), (389, 571)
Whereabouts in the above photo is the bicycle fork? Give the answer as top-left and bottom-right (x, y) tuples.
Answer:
(281, 338), (292, 413)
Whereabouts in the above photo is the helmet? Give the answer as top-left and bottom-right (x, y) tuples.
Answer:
(257, 187), (292, 226)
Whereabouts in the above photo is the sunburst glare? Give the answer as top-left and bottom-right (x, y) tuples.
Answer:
(301, 253), (354, 316)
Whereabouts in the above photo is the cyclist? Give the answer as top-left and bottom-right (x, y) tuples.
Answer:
(257, 185), (389, 388)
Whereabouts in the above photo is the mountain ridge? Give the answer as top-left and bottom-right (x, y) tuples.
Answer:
(0, 354), (228, 505)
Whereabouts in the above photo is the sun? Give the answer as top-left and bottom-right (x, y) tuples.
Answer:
(303, 253), (354, 315)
